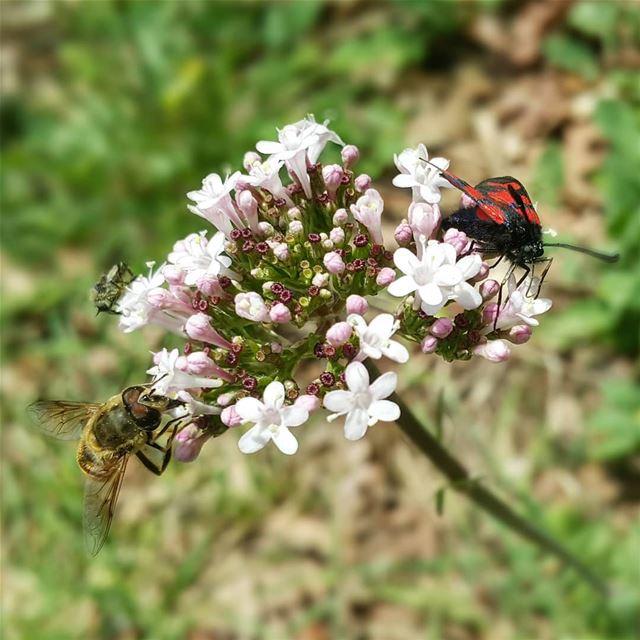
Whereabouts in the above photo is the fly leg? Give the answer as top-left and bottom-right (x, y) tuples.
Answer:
(136, 419), (182, 476)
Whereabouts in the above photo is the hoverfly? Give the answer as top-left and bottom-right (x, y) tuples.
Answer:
(91, 262), (135, 315)
(29, 385), (184, 555)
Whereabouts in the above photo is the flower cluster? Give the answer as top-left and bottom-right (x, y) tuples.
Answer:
(113, 116), (551, 459)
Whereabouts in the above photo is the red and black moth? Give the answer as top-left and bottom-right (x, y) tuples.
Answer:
(429, 164), (619, 280)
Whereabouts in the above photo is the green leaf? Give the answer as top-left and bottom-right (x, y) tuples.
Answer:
(542, 34), (599, 81)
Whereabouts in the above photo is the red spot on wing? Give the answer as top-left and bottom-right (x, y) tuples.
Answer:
(438, 169), (507, 224)
(478, 177), (541, 226)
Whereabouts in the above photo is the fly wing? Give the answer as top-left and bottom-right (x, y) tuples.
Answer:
(83, 455), (128, 556)
(28, 401), (100, 441)
(476, 176), (541, 225)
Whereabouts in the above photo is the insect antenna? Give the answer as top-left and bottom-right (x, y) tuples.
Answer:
(543, 243), (619, 263)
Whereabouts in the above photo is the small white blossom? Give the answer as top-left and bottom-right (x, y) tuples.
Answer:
(167, 231), (231, 287)
(243, 157), (291, 204)
(187, 172), (242, 235)
(236, 381), (309, 455)
(392, 143), (452, 204)
(494, 275), (552, 330)
(350, 188), (384, 244)
(147, 348), (223, 395)
(256, 116), (343, 197)
(348, 313), (410, 363)
(388, 238), (482, 315)
(323, 362), (400, 441)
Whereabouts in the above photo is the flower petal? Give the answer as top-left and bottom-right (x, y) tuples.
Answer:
(263, 381), (285, 409)
(456, 254), (482, 279)
(418, 282), (445, 307)
(369, 399), (400, 422)
(344, 408), (369, 441)
(387, 276), (418, 298)
(256, 140), (283, 154)
(271, 427), (299, 455)
(323, 390), (353, 413)
(434, 264), (463, 287)
(392, 174), (416, 188)
(381, 340), (409, 364)
(454, 282), (482, 310)
(238, 425), (270, 454)
(393, 248), (421, 275)
(345, 361), (370, 393)
(281, 405), (309, 428)
(368, 313), (395, 338)
(234, 397), (264, 422)
(369, 371), (398, 400)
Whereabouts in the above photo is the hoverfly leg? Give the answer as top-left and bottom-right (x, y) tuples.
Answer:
(137, 419), (182, 476)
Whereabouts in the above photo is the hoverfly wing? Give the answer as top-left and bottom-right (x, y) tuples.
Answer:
(28, 401), (100, 441)
(83, 456), (128, 556)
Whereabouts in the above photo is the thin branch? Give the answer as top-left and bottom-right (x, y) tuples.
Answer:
(365, 360), (608, 597)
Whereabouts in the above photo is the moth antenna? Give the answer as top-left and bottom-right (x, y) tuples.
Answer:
(543, 243), (619, 263)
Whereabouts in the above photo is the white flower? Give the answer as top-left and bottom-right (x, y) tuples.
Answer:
(392, 143), (452, 204)
(350, 188), (384, 244)
(187, 172), (242, 235)
(256, 115), (343, 197)
(348, 313), (409, 363)
(236, 381), (309, 455)
(323, 362), (400, 441)
(167, 231), (231, 287)
(234, 291), (269, 322)
(171, 390), (222, 419)
(147, 348), (223, 395)
(117, 262), (168, 332)
(388, 238), (482, 315)
(243, 157), (291, 203)
(494, 275), (552, 330)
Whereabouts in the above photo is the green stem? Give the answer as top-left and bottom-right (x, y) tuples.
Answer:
(365, 361), (609, 597)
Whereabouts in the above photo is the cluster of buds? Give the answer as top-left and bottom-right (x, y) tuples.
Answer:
(114, 118), (551, 459)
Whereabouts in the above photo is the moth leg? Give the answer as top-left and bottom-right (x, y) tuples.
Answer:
(535, 258), (553, 298)
(494, 263), (518, 331)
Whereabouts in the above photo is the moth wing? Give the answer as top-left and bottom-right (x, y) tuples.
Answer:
(28, 401), (100, 441)
(477, 176), (541, 225)
(83, 455), (129, 556)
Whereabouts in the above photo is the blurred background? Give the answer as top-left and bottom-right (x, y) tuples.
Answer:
(2, 1), (639, 638)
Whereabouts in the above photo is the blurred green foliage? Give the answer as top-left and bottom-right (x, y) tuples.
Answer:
(2, 1), (639, 639)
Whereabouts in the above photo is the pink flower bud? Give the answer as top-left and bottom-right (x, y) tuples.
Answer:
(329, 227), (345, 245)
(271, 342), (283, 353)
(376, 267), (396, 286)
(271, 242), (289, 261)
(288, 220), (303, 236)
(258, 221), (274, 237)
(430, 317), (453, 338)
(185, 313), (233, 349)
(480, 279), (500, 301)
(473, 339), (511, 362)
(421, 335), (438, 354)
(243, 151), (261, 171)
(147, 288), (174, 309)
(346, 294), (368, 315)
(221, 405), (242, 427)
(508, 324), (532, 344)
(196, 273), (225, 298)
(175, 354), (189, 371)
(483, 303), (499, 326)
(235, 292), (269, 322)
(217, 392), (235, 407)
(333, 208), (348, 226)
(295, 394), (321, 413)
(461, 193), (475, 209)
(287, 207), (301, 220)
(326, 321), (353, 346)
(408, 202), (441, 240)
(354, 174), (371, 192)
(312, 272), (329, 287)
(350, 188), (384, 244)
(322, 164), (344, 196)
(269, 302), (292, 324)
(341, 144), (360, 168)
(237, 190), (259, 233)
(324, 251), (345, 274)
(443, 227), (470, 255)
(394, 222), (413, 246)
(174, 424), (211, 463)
(185, 351), (218, 375)
(162, 265), (185, 286)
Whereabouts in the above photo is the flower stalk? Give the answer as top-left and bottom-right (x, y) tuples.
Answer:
(366, 359), (608, 597)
